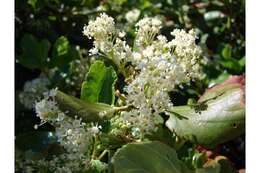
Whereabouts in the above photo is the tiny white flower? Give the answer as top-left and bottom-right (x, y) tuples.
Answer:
(142, 46), (154, 58)
(89, 124), (101, 135)
(89, 47), (98, 55)
(135, 17), (162, 46)
(125, 9), (140, 23)
(118, 31), (126, 38)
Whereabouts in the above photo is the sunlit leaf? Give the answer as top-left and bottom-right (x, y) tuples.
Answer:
(81, 60), (117, 105)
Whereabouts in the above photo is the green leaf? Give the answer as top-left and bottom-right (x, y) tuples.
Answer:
(18, 34), (50, 69)
(239, 56), (245, 67)
(50, 36), (78, 68)
(55, 90), (116, 123)
(219, 44), (243, 72)
(27, 0), (37, 9)
(192, 152), (207, 169)
(112, 141), (193, 173)
(166, 80), (245, 148)
(208, 72), (230, 87)
(112, 141), (235, 173)
(178, 146), (207, 170)
(81, 60), (117, 105)
(219, 58), (241, 72)
(145, 125), (180, 149)
(221, 44), (232, 59)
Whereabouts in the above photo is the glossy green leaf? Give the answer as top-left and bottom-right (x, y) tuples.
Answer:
(18, 34), (50, 69)
(166, 80), (245, 148)
(112, 141), (193, 173)
(81, 60), (117, 105)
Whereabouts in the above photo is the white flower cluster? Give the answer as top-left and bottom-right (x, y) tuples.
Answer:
(83, 13), (116, 41)
(83, 13), (116, 55)
(135, 17), (162, 47)
(83, 13), (132, 75)
(169, 29), (203, 79)
(125, 9), (141, 23)
(19, 76), (50, 109)
(83, 14), (203, 138)
(31, 89), (101, 172)
(122, 31), (202, 137)
(122, 52), (183, 135)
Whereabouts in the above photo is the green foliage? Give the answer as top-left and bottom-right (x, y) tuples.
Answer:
(81, 60), (117, 105)
(50, 36), (79, 68)
(221, 44), (232, 59)
(18, 34), (78, 70)
(145, 125), (181, 149)
(86, 160), (107, 173)
(112, 141), (233, 173)
(27, 0), (37, 9)
(112, 141), (192, 173)
(56, 90), (115, 122)
(19, 34), (50, 69)
(166, 82), (245, 148)
(208, 72), (230, 87)
(15, 131), (60, 160)
(180, 147), (207, 170)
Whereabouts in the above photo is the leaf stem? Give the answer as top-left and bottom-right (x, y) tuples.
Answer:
(97, 149), (109, 160)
